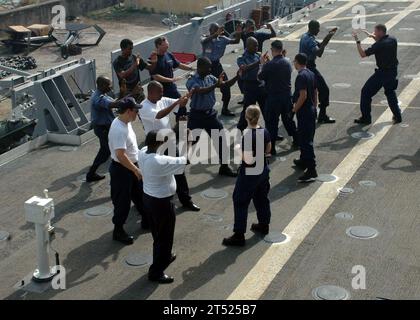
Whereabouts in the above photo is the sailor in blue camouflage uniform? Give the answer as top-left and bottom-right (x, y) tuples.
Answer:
(236, 37), (266, 131)
(186, 57), (239, 177)
(86, 76), (120, 182)
(201, 22), (243, 116)
(299, 20), (337, 124)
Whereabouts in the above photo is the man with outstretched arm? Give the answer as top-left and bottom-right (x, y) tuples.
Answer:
(299, 20), (337, 124)
(201, 23), (243, 116)
(352, 24), (401, 125)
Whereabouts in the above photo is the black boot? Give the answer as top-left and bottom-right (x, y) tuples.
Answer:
(182, 201), (201, 212)
(221, 101), (235, 116)
(354, 117), (372, 125)
(222, 233), (245, 246)
(318, 108), (336, 124)
(113, 225), (134, 245)
(392, 115), (402, 124)
(250, 223), (269, 235)
(86, 172), (105, 182)
(148, 273), (174, 284)
(298, 168), (318, 183)
(318, 115), (336, 124)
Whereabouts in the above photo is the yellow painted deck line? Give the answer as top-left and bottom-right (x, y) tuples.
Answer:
(227, 72), (420, 300)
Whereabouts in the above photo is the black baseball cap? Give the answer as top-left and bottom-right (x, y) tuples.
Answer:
(117, 96), (142, 113)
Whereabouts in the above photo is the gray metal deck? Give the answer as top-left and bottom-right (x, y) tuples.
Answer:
(1, 0), (420, 300)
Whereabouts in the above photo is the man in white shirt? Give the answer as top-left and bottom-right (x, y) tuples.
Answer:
(109, 97), (146, 245)
(139, 81), (200, 212)
(139, 130), (191, 284)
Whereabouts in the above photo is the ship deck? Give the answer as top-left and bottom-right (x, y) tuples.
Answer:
(1, 0), (420, 300)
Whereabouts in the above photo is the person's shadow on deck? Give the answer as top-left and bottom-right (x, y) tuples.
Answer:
(169, 234), (259, 300)
(381, 148), (420, 173)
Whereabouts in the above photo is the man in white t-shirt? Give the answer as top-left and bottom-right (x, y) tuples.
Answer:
(138, 81), (200, 212)
(139, 130), (192, 283)
(109, 97), (146, 245)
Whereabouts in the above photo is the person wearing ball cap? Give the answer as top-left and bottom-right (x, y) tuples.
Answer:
(108, 96), (146, 245)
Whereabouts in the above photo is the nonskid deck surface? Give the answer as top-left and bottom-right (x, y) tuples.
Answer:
(1, 0), (420, 300)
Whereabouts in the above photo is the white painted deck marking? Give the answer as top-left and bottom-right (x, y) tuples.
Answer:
(363, 0), (420, 45)
(277, 8), (420, 28)
(275, 38), (420, 47)
(283, 0), (362, 40)
(337, 0), (413, 3)
(330, 100), (420, 109)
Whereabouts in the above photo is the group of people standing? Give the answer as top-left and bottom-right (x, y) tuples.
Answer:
(85, 17), (401, 283)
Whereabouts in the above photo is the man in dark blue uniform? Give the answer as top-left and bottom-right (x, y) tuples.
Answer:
(299, 20), (337, 124)
(224, 12), (242, 36)
(186, 57), (238, 177)
(352, 24), (401, 125)
(113, 38), (157, 99)
(236, 37), (266, 131)
(86, 76), (120, 182)
(201, 22), (242, 116)
(292, 53), (318, 183)
(150, 36), (195, 100)
(258, 40), (298, 156)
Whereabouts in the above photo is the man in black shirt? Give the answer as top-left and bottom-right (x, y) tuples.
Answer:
(292, 53), (318, 183)
(241, 19), (276, 53)
(224, 12), (242, 36)
(150, 36), (195, 99)
(113, 39), (157, 100)
(353, 24), (401, 124)
(258, 40), (298, 156)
